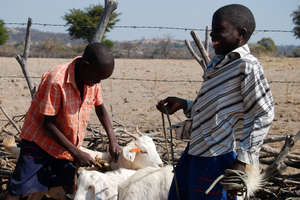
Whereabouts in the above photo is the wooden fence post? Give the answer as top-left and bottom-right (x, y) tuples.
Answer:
(91, 0), (118, 43)
(15, 17), (35, 98)
(204, 25), (210, 55)
(190, 30), (210, 66)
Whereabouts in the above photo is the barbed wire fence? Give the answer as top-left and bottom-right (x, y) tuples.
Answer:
(1, 20), (299, 125)
(0, 75), (300, 85)
(4, 22), (294, 33)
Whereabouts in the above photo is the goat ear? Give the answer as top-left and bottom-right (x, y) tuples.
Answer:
(122, 143), (137, 162)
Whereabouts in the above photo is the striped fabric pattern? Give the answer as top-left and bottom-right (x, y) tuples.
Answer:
(186, 45), (274, 165)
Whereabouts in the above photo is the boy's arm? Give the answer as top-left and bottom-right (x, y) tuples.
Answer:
(156, 97), (190, 115)
(95, 104), (122, 161)
(43, 115), (95, 166)
(237, 62), (274, 165)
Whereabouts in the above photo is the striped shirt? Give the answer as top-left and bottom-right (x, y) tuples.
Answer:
(185, 44), (274, 165)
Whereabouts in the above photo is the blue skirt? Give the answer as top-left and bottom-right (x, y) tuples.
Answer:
(168, 145), (237, 200)
(8, 139), (76, 195)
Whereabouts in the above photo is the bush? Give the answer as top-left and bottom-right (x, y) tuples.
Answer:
(292, 48), (300, 57)
(0, 20), (9, 45)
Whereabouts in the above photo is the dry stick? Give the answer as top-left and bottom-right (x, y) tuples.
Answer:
(263, 131), (300, 179)
(15, 17), (35, 98)
(190, 30), (210, 66)
(204, 25), (210, 55)
(260, 158), (300, 169)
(261, 145), (300, 160)
(184, 39), (206, 71)
(0, 106), (21, 134)
(263, 135), (289, 144)
(91, 0), (118, 43)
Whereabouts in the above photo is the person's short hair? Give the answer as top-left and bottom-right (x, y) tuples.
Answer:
(82, 42), (114, 67)
(213, 4), (256, 41)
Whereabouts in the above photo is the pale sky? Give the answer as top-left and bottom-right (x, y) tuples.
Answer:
(1, 0), (299, 45)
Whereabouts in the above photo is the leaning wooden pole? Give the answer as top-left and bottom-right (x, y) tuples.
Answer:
(91, 0), (118, 43)
(190, 30), (210, 66)
(16, 17), (35, 98)
(204, 26), (210, 55)
(0, 106), (21, 134)
(184, 39), (206, 71)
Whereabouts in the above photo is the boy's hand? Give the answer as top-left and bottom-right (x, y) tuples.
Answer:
(225, 159), (247, 199)
(109, 140), (122, 162)
(156, 97), (187, 115)
(74, 150), (95, 167)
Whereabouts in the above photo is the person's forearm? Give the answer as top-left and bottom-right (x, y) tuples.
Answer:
(95, 105), (117, 142)
(44, 119), (79, 157)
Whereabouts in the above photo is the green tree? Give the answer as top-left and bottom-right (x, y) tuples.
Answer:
(258, 37), (277, 52)
(64, 5), (120, 43)
(250, 37), (277, 56)
(292, 48), (300, 57)
(0, 20), (9, 45)
(292, 5), (300, 39)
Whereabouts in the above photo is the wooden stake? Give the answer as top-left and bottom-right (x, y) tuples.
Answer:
(91, 0), (118, 43)
(0, 106), (21, 134)
(15, 17), (35, 98)
(185, 39), (206, 71)
(204, 25), (210, 55)
(190, 30), (210, 66)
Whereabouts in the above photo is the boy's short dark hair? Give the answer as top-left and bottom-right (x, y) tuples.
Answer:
(213, 4), (256, 41)
(82, 42), (114, 67)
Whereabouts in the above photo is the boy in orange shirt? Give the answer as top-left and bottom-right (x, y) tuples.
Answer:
(6, 43), (121, 200)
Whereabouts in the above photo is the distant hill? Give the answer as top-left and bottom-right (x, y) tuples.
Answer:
(7, 27), (84, 46)
(2, 27), (299, 58)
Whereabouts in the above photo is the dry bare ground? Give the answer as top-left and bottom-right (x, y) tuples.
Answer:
(1, 56), (300, 140)
(0, 56), (300, 198)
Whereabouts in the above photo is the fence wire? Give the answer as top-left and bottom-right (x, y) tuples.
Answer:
(0, 75), (300, 85)
(4, 22), (294, 33)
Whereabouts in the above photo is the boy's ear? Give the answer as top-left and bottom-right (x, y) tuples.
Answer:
(239, 27), (248, 44)
(78, 57), (90, 66)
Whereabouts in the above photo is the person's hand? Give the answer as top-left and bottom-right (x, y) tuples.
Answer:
(156, 97), (187, 115)
(225, 159), (246, 199)
(74, 149), (95, 167)
(109, 140), (122, 162)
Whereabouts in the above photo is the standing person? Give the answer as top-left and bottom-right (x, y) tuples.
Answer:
(157, 4), (274, 200)
(6, 42), (122, 200)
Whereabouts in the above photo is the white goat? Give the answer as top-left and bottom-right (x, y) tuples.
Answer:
(74, 168), (136, 200)
(81, 133), (163, 170)
(118, 165), (174, 200)
(74, 133), (165, 200)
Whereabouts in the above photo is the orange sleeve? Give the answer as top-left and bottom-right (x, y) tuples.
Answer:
(94, 83), (103, 106)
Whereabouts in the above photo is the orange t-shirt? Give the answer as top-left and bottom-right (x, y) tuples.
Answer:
(20, 57), (103, 161)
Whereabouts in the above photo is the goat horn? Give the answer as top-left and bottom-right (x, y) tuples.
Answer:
(122, 129), (137, 140)
(135, 125), (143, 136)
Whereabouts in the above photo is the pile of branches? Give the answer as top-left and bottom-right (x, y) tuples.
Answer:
(257, 133), (300, 199)
(0, 108), (300, 200)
